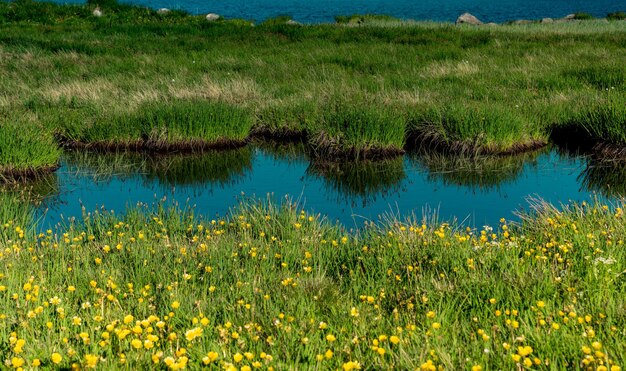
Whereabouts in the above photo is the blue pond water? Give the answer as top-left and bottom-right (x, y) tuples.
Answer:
(53, 0), (626, 23)
(34, 145), (621, 229)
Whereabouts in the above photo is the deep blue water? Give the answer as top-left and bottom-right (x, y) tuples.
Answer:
(53, 0), (626, 23)
(34, 146), (621, 229)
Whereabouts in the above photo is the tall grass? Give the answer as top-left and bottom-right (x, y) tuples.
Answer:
(409, 103), (545, 155)
(0, 118), (60, 179)
(576, 94), (626, 145)
(309, 102), (407, 159)
(0, 191), (36, 239)
(62, 100), (254, 150)
(0, 197), (624, 368)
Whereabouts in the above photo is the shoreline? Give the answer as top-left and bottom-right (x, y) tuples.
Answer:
(1, 1), (626, 180)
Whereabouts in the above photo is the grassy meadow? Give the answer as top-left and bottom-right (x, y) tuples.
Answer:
(0, 195), (624, 369)
(1, 0), (626, 176)
(1, 2), (626, 369)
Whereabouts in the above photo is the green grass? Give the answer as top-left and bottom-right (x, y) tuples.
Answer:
(0, 196), (624, 369)
(576, 94), (626, 145)
(409, 102), (543, 155)
(59, 100), (253, 150)
(0, 191), (36, 239)
(0, 116), (61, 179)
(0, 1), (626, 168)
(310, 101), (407, 159)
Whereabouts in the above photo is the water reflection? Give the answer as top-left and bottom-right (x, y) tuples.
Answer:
(307, 158), (405, 206)
(580, 158), (626, 198)
(253, 140), (308, 163)
(410, 149), (545, 192)
(0, 173), (60, 204)
(63, 148), (254, 188)
(8, 144), (622, 228)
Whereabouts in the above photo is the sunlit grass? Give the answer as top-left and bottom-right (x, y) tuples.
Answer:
(0, 1), (626, 166)
(0, 196), (624, 369)
(60, 100), (253, 150)
(0, 118), (60, 179)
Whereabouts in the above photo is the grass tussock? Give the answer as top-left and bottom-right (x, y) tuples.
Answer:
(309, 102), (407, 160)
(0, 118), (60, 181)
(552, 93), (626, 157)
(60, 100), (254, 152)
(0, 197), (624, 368)
(408, 104), (547, 156)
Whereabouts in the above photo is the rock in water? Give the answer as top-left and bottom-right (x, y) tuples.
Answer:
(286, 19), (301, 25)
(564, 14), (576, 20)
(92, 7), (102, 17)
(541, 17), (554, 23)
(157, 8), (171, 15)
(456, 13), (482, 25)
(206, 13), (220, 22)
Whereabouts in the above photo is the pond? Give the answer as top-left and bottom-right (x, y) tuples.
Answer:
(30, 143), (624, 229)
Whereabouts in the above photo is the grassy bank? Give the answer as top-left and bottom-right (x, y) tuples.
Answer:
(1, 1), (626, 172)
(59, 100), (253, 152)
(0, 115), (61, 181)
(0, 195), (624, 369)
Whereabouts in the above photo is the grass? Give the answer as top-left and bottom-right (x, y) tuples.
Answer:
(0, 195), (624, 369)
(0, 0), (626, 172)
(309, 101), (407, 159)
(59, 99), (254, 152)
(550, 92), (626, 157)
(0, 116), (61, 180)
(0, 191), (36, 239)
(408, 103), (545, 156)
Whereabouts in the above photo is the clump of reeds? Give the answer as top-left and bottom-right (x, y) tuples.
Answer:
(553, 93), (626, 158)
(308, 102), (406, 160)
(61, 99), (254, 152)
(0, 120), (61, 181)
(251, 102), (316, 142)
(407, 103), (546, 156)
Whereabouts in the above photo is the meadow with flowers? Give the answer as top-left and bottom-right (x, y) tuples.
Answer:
(1, 1), (626, 369)
(0, 195), (624, 370)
